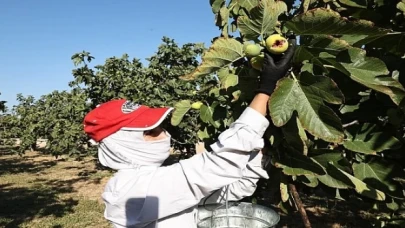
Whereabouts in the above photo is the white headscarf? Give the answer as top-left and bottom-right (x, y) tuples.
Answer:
(98, 129), (171, 170)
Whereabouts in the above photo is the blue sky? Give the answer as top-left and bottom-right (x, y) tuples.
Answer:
(0, 0), (219, 107)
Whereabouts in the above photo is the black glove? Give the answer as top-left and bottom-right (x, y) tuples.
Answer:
(256, 39), (296, 96)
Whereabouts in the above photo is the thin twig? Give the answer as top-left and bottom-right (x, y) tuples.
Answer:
(342, 120), (359, 128)
(291, 71), (298, 81)
(289, 183), (312, 228)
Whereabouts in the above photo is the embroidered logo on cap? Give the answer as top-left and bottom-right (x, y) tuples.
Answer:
(121, 101), (141, 114)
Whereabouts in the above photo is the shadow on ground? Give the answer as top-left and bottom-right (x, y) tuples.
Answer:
(0, 157), (57, 176)
(0, 148), (58, 176)
(252, 179), (375, 228)
(0, 179), (79, 228)
(0, 151), (108, 227)
(276, 195), (372, 228)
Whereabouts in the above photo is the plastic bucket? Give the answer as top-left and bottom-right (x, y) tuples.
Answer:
(197, 202), (280, 228)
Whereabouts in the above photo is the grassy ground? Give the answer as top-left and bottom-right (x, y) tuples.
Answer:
(0, 149), (112, 228)
(0, 149), (380, 228)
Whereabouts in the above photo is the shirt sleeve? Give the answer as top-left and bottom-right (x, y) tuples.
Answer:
(136, 107), (269, 223)
(198, 151), (269, 205)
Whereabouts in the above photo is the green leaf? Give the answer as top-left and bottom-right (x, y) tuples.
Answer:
(339, 0), (367, 8)
(296, 175), (319, 188)
(180, 38), (244, 80)
(171, 100), (191, 126)
(238, 0), (259, 12)
(210, 0), (225, 14)
(280, 175), (290, 202)
(228, 0), (240, 16)
(269, 73), (344, 143)
(337, 48), (388, 77)
(294, 35), (350, 63)
(353, 159), (405, 199)
(237, 0), (287, 40)
(200, 102), (221, 128)
(353, 33), (405, 56)
(215, 5), (230, 37)
(335, 165), (386, 201)
(312, 151), (354, 189)
(236, 67), (257, 101)
(197, 127), (210, 140)
(209, 87), (220, 98)
(282, 115), (308, 154)
(325, 48), (405, 105)
(231, 90), (241, 102)
(219, 6), (230, 27)
(340, 35), (369, 45)
(343, 123), (402, 154)
(398, 0), (405, 15)
(301, 0), (311, 13)
(300, 62), (314, 73)
(311, 150), (351, 172)
(200, 104), (214, 123)
(217, 68), (239, 89)
(274, 150), (326, 176)
(386, 198), (400, 212)
(231, 21), (238, 33)
(285, 8), (388, 35)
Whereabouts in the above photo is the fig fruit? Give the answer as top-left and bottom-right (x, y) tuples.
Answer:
(265, 34), (288, 54)
(244, 44), (261, 57)
(250, 54), (264, 71)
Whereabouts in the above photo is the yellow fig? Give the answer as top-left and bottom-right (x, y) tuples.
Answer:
(265, 34), (289, 54)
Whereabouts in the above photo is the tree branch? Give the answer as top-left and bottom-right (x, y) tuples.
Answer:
(289, 183), (312, 228)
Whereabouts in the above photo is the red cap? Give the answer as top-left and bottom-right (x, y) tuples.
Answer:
(83, 99), (173, 142)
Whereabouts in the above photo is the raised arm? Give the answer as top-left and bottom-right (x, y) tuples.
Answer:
(138, 103), (269, 223)
(198, 150), (269, 205)
(135, 39), (296, 224)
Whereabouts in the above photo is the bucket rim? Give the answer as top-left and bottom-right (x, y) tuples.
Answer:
(197, 202), (280, 227)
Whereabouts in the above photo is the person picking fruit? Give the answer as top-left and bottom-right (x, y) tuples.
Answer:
(83, 38), (296, 228)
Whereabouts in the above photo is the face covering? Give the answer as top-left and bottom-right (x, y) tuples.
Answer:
(98, 129), (171, 170)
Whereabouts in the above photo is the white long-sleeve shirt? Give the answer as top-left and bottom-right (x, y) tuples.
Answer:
(101, 107), (270, 227)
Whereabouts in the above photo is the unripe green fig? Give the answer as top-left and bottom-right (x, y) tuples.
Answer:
(244, 44), (261, 57)
(250, 54), (264, 71)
